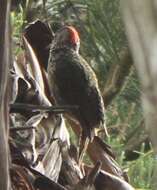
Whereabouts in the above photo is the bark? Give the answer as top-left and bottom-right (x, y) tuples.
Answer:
(121, 0), (157, 189)
(0, 0), (11, 189)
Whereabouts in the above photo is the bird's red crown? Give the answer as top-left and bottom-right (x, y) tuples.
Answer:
(67, 26), (80, 45)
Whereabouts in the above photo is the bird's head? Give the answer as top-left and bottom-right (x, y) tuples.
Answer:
(53, 26), (80, 52)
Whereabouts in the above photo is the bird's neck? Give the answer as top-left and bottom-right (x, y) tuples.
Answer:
(51, 41), (80, 54)
(51, 46), (79, 55)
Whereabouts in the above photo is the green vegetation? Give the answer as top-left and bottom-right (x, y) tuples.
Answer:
(11, 0), (155, 189)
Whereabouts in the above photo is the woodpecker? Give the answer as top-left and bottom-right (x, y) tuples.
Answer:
(48, 26), (108, 165)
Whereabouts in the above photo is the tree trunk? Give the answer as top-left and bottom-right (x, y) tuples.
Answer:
(0, 0), (11, 189)
(121, 0), (157, 189)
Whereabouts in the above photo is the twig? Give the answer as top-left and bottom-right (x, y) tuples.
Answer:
(10, 103), (79, 113)
(10, 126), (35, 132)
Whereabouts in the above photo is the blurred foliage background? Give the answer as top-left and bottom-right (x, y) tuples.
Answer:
(11, 0), (154, 189)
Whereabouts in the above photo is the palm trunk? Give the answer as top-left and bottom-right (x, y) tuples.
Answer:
(0, 0), (11, 189)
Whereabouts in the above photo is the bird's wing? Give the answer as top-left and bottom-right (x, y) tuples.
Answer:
(52, 51), (95, 102)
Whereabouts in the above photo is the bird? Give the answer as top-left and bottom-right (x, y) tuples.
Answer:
(47, 25), (108, 166)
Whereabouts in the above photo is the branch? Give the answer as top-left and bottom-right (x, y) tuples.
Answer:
(10, 103), (79, 113)
(10, 126), (35, 132)
(94, 170), (134, 190)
